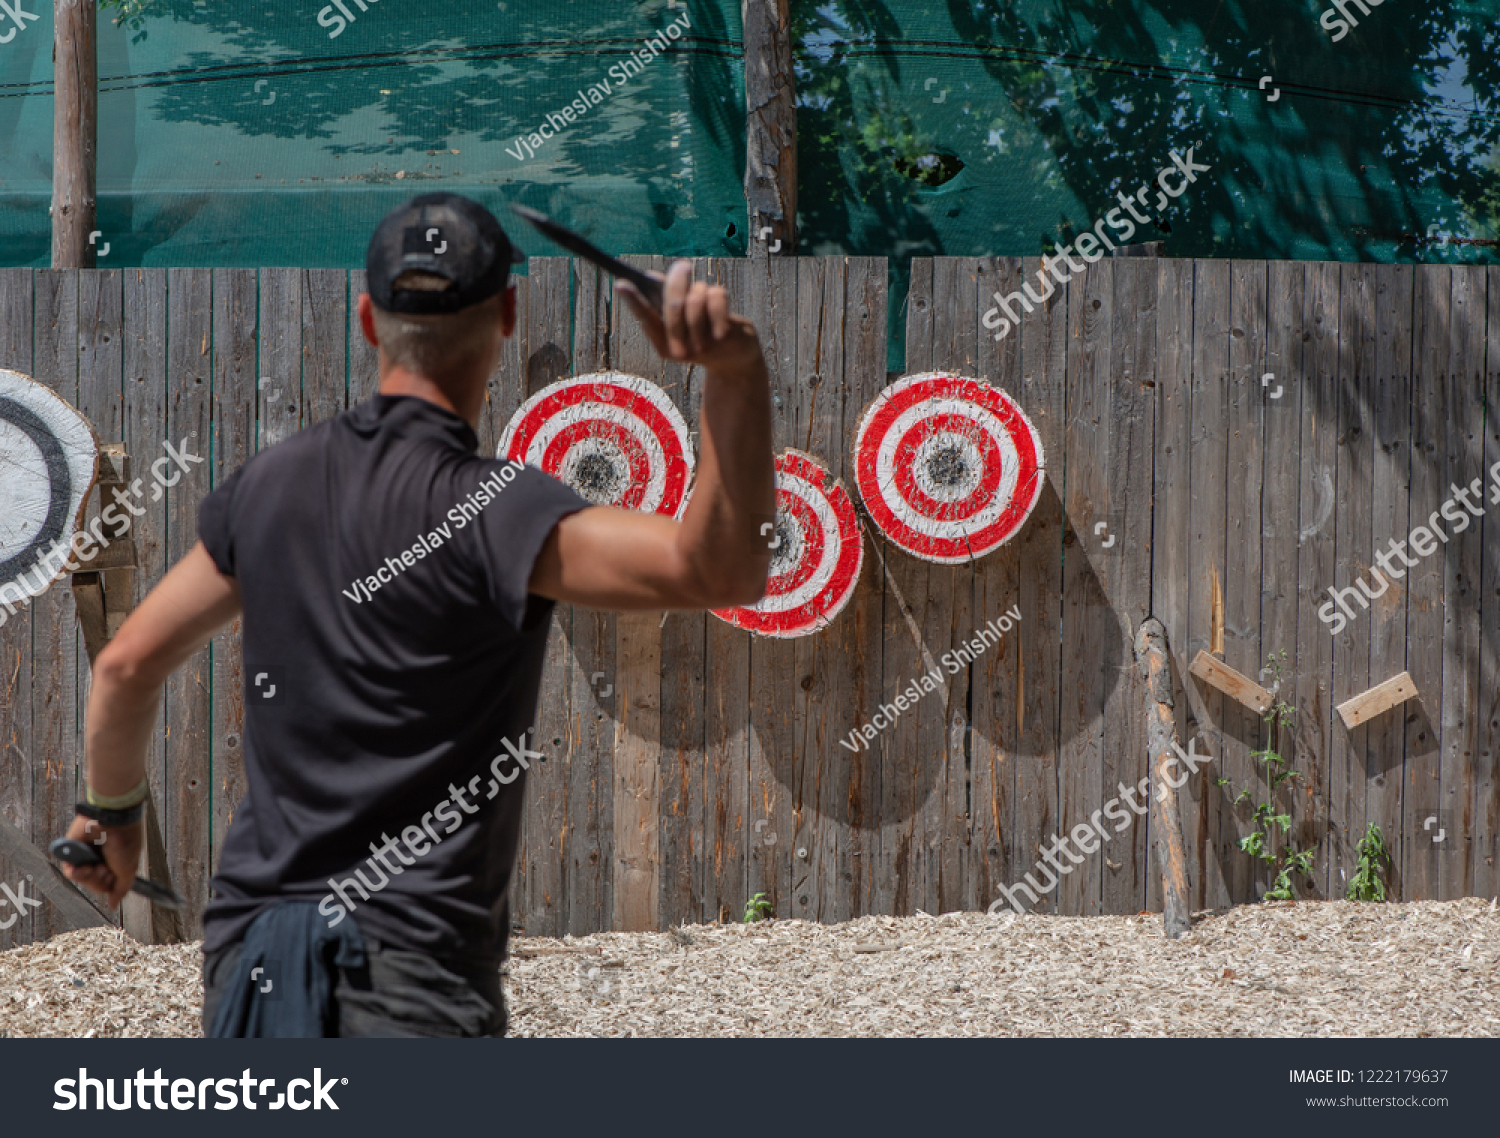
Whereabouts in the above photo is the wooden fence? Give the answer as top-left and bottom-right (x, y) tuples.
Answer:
(1, 257), (1496, 948)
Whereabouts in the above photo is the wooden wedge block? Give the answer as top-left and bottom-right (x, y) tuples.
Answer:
(1337, 671), (1418, 730)
(1188, 650), (1274, 715)
(97, 442), (130, 486)
(0, 813), (112, 932)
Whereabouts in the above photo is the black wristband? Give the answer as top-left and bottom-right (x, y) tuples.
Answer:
(76, 801), (144, 827)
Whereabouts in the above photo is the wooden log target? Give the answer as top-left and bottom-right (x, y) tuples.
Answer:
(0, 369), (99, 604)
(498, 372), (694, 516)
(710, 449), (863, 639)
(854, 372), (1044, 564)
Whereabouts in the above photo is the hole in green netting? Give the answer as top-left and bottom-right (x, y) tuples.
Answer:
(895, 151), (963, 188)
(725, 222), (737, 239)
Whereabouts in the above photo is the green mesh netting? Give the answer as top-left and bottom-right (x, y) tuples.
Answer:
(1, 1), (1496, 367)
(0, 1), (746, 266)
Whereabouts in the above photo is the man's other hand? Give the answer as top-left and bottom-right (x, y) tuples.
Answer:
(59, 815), (143, 910)
(616, 261), (761, 372)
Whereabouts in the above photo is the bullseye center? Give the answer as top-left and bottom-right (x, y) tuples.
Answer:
(573, 452), (622, 504)
(769, 517), (800, 575)
(926, 445), (969, 488)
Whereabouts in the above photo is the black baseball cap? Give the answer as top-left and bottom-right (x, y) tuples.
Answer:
(366, 193), (525, 315)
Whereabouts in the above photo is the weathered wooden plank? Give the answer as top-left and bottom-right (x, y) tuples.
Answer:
(32, 269), (85, 941)
(1365, 264), (1413, 898)
(707, 254), (779, 925)
(1058, 256), (1112, 916)
(259, 268), (302, 450)
(613, 609), (660, 932)
(969, 257), (1023, 915)
(1477, 265), (1500, 902)
(121, 269), (170, 937)
(203, 270), (256, 895)
(1101, 255), (1156, 915)
(0, 267), (36, 949)
(73, 269), (127, 934)
(303, 270), (348, 425)
(165, 268), (215, 936)
(1221, 260), (1267, 903)
(1010, 256), (1068, 913)
(1401, 266), (1449, 901)
(1439, 266), (1486, 899)
(511, 262), (586, 939)
(789, 257), (836, 924)
(1186, 259), (1232, 907)
(1260, 261), (1308, 902)
(478, 264), (530, 458)
(658, 254), (707, 929)
(882, 256), (942, 916)
(348, 269), (380, 406)
(835, 256), (886, 921)
(747, 253), (801, 922)
(1292, 261), (1342, 901)
(927, 257), (978, 916)
(1151, 257), (1203, 907)
(1188, 652), (1273, 715)
(505, 258), (572, 936)
(609, 255), (664, 933)
(1327, 264), (1377, 897)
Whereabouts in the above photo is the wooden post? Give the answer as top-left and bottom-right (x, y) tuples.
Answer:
(1135, 619), (1191, 939)
(742, 0), (796, 256)
(52, 0), (99, 268)
(67, 443), (183, 945)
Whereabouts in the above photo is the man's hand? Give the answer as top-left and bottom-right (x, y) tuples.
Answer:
(616, 261), (761, 373)
(58, 815), (142, 910)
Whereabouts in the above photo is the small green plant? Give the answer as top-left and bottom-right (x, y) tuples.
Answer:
(1346, 823), (1392, 902)
(1223, 652), (1317, 901)
(743, 892), (774, 923)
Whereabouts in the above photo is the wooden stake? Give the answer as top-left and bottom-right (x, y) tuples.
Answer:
(52, 0), (98, 268)
(743, 0), (797, 256)
(1135, 619), (1191, 939)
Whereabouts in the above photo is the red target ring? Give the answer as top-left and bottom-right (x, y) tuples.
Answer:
(710, 449), (863, 639)
(854, 373), (1044, 563)
(499, 372), (693, 516)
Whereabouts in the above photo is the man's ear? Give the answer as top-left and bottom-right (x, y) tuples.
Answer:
(357, 293), (379, 347)
(500, 284), (517, 338)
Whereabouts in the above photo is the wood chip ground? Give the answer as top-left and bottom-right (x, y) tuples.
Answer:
(2, 899), (1496, 1037)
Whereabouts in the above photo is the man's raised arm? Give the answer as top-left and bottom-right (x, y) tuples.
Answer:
(528, 260), (776, 610)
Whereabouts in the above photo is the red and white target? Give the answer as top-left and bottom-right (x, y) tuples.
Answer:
(499, 372), (693, 515)
(854, 373), (1044, 564)
(711, 449), (863, 639)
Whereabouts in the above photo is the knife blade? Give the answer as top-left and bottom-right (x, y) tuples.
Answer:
(50, 837), (185, 911)
(510, 205), (664, 312)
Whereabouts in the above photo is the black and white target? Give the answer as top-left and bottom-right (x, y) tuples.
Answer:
(711, 449), (863, 639)
(0, 369), (99, 601)
(499, 372), (693, 515)
(854, 373), (1044, 564)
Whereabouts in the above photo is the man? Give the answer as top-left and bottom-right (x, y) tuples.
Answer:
(60, 193), (775, 1036)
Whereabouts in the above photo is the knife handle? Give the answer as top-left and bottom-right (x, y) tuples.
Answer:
(50, 837), (105, 868)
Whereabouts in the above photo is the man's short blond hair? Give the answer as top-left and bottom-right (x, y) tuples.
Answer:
(370, 272), (503, 377)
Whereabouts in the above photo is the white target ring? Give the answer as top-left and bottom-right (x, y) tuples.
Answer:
(0, 369), (99, 602)
(854, 373), (1044, 563)
(499, 372), (693, 515)
(710, 449), (863, 639)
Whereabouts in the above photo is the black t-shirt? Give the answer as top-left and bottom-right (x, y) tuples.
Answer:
(199, 394), (588, 967)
